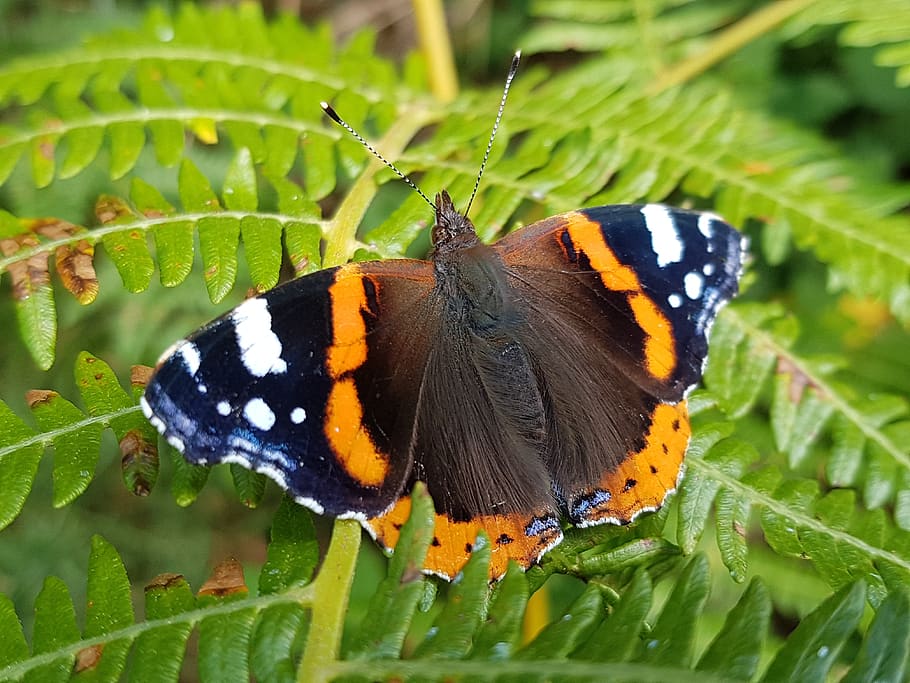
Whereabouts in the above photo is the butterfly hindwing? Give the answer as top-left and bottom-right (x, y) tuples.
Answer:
(142, 261), (437, 518)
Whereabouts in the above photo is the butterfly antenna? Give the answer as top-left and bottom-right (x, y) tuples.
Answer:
(464, 50), (521, 217)
(320, 102), (435, 211)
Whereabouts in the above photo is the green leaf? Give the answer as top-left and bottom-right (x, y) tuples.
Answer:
(638, 554), (710, 666)
(715, 487), (752, 583)
(60, 126), (104, 179)
(130, 178), (195, 287)
(97, 195), (155, 293)
(197, 606), (258, 682)
(259, 497), (319, 595)
(198, 215), (240, 302)
(26, 389), (102, 507)
(302, 134), (336, 200)
(169, 445), (210, 507)
(842, 589), (910, 683)
(761, 581), (866, 683)
(29, 576), (80, 682)
(413, 532), (491, 659)
(30, 131), (59, 188)
(517, 583), (604, 661)
(229, 463), (267, 508)
(348, 483), (435, 660)
(223, 148), (258, 212)
(136, 63), (184, 167)
(470, 563), (530, 660)
(0, 400), (42, 531)
(132, 574), (195, 683)
(0, 210), (57, 369)
(108, 122), (145, 179)
(0, 594), (28, 668)
(80, 536), (135, 680)
(250, 604), (306, 683)
(179, 158), (221, 212)
(0, 136), (25, 184)
(283, 221), (323, 276)
(240, 216), (283, 292)
(697, 578), (770, 680)
(574, 569), (652, 663)
(675, 423), (736, 553)
(263, 125), (299, 177)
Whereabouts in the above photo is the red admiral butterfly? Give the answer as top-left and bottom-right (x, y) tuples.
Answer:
(142, 52), (746, 580)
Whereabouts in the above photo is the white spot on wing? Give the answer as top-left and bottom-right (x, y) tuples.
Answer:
(703, 262), (716, 276)
(217, 400), (231, 416)
(179, 343), (201, 375)
(684, 272), (704, 299)
(167, 435), (186, 453)
(641, 204), (683, 267)
(232, 298), (288, 377)
(668, 293), (683, 308)
(244, 397), (276, 431)
(698, 213), (716, 238)
(291, 407), (306, 424)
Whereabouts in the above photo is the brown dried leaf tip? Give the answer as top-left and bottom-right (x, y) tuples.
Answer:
(95, 195), (134, 225)
(74, 644), (104, 673)
(776, 358), (822, 404)
(145, 572), (185, 592)
(25, 389), (58, 408)
(120, 428), (159, 497)
(198, 558), (248, 598)
(131, 365), (154, 389)
(1, 232), (50, 302)
(11, 218), (99, 305)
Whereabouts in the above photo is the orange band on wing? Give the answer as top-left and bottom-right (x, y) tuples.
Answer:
(365, 496), (562, 580)
(566, 215), (675, 381)
(628, 293), (676, 381)
(323, 265), (388, 488)
(325, 378), (388, 487)
(326, 267), (370, 378)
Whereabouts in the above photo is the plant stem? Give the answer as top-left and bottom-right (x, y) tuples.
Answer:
(296, 519), (362, 683)
(649, 0), (818, 94)
(412, 0), (458, 102)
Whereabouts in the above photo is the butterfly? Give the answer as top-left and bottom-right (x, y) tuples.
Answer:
(141, 52), (746, 580)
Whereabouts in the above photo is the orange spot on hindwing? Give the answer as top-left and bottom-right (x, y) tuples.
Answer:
(366, 496), (563, 580)
(566, 216), (676, 381)
(324, 266), (389, 488)
(571, 401), (690, 524)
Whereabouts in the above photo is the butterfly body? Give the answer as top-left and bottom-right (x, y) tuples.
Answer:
(142, 192), (745, 579)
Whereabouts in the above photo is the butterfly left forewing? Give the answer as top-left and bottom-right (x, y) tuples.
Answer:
(142, 260), (437, 518)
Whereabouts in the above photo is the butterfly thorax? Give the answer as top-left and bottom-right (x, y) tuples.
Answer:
(430, 190), (479, 255)
(421, 192), (550, 483)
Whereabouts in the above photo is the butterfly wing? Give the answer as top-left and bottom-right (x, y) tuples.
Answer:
(142, 261), (437, 518)
(494, 204), (745, 525)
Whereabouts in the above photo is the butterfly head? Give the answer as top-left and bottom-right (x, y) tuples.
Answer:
(431, 190), (479, 255)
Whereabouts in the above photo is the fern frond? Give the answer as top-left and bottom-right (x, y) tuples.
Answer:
(705, 303), (910, 513)
(803, 0), (910, 87)
(0, 352), (150, 530)
(3, 486), (901, 683)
